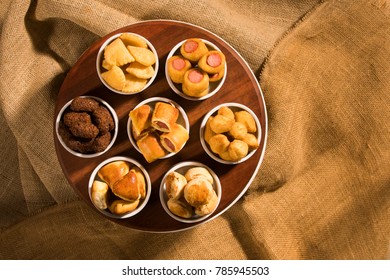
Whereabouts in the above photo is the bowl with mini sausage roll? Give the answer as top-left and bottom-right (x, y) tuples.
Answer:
(159, 161), (221, 223)
(96, 32), (159, 95)
(200, 103), (261, 164)
(55, 96), (119, 158)
(127, 97), (190, 163)
(88, 156), (152, 219)
(165, 38), (227, 101)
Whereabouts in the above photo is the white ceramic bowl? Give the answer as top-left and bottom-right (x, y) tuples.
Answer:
(127, 97), (190, 159)
(165, 39), (227, 101)
(200, 103), (261, 164)
(159, 161), (221, 223)
(55, 96), (118, 158)
(88, 156), (151, 219)
(96, 32), (159, 95)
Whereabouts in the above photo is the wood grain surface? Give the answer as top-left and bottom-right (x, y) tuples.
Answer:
(54, 20), (267, 232)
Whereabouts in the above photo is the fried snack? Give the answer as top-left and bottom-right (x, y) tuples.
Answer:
(122, 74), (147, 93)
(184, 178), (214, 207)
(167, 198), (193, 218)
(217, 106), (234, 120)
(242, 133), (259, 150)
(160, 123), (189, 153)
(91, 180), (109, 210)
(184, 167), (213, 185)
(93, 106), (115, 133)
(104, 38), (135, 67)
(100, 65), (126, 91)
(204, 116), (216, 144)
(198, 50), (226, 74)
(127, 45), (156, 67)
(228, 140), (249, 162)
(209, 114), (234, 134)
(151, 102), (179, 133)
(195, 189), (218, 216)
(208, 67), (225, 82)
(180, 38), (208, 63)
(129, 104), (152, 140)
(70, 97), (99, 112)
(229, 122), (248, 140)
(209, 134), (230, 155)
(63, 112), (99, 139)
(126, 62), (155, 79)
(165, 171), (187, 200)
(219, 150), (233, 161)
(109, 199), (140, 215)
(98, 160), (130, 187)
(182, 68), (209, 97)
(112, 170), (140, 201)
(136, 132), (167, 163)
(167, 55), (192, 84)
(131, 168), (146, 199)
(119, 33), (148, 48)
(234, 110), (257, 133)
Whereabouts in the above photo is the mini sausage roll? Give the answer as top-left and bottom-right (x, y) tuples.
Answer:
(208, 67), (225, 82)
(180, 38), (208, 63)
(198, 50), (226, 74)
(160, 123), (189, 153)
(151, 102), (179, 133)
(182, 68), (209, 97)
(136, 132), (167, 163)
(167, 55), (192, 84)
(129, 104), (152, 140)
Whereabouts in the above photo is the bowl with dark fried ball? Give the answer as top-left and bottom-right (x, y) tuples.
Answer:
(56, 96), (118, 158)
(88, 156), (151, 219)
(200, 103), (261, 164)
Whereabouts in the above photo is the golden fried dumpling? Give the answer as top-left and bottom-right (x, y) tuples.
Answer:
(235, 110), (257, 133)
(122, 74), (147, 93)
(242, 133), (259, 150)
(228, 140), (249, 162)
(204, 116), (216, 144)
(218, 106), (234, 120)
(127, 46), (156, 67)
(119, 33), (148, 48)
(100, 65), (126, 91)
(104, 38), (135, 67)
(209, 134), (230, 155)
(126, 62), (155, 79)
(209, 114), (234, 134)
(229, 122), (248, 140)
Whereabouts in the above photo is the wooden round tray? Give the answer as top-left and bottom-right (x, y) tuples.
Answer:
(54, 20), (267, 232)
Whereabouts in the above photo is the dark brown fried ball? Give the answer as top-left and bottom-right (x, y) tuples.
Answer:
(70, 97), (99, 112)
(91, 132), (112, 152)
(92, 106), (115, 133)
(63, 112), (99, 139)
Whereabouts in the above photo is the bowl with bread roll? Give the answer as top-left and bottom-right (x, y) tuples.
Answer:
(200, 103), (261, 164)
(96, 32), (159, 95)
(56, 96), (119, 158)
(127, 97), (190, 163)
(165, 38), (227, 101)
(88, 156), (151, 219)
(159, 161), (221, 223)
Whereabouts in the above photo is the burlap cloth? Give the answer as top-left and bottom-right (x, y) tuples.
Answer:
(0, 0), (389, 259)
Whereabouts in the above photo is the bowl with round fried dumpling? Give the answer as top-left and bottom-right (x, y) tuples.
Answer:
(96, 32), (159, 95)
(165, 38), (227, 101)
(200, 103), (261, 164)
(160, 161), (221, 223)
(88, 156), (151, 219)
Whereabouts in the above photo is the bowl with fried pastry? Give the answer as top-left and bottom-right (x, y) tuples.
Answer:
(200, 103), (261, 164)
(159, 161), (221, 223)
(88, 156), (151, 219)
(96, 32), (159, 95)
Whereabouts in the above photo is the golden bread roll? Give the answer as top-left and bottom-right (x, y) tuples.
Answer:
(98, 160), (130, 187)
(165, 171), (187, 200)
(91, 180), (109, 210)
(195, 189), (218, 216)
(198, 50), (226, 74)
(208, 134), (230, 155)
(242, 133), (259, 150)
(112, 170), (140, 201)
(136, 132), (167, 163)
(132, 168), (146, 199)
(184, 167), (214, 184)
(234, 110), (257, 133)
(109, 199), (140, 215)
(180, 38), (208, 63)
(167, 198), (193, 218)
(129, 104), (152, 140)
(209, 114), (234, 134)
(182, 68), (209, 97)
(204, 116), (216, 144)
(228, 140), (249, 161)
(160, 123), (189, 153)
(167, 55), (192, 84)
(184, 178), (214, 207)
(229, 122), (248, 140)
(151, 102), (179, 133)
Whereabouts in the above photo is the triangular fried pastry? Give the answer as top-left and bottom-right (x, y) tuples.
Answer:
(104, 38), (135, 66)
(100, 65), (126, 91)
(119, 33), (148, 48)
(127, 46), (156, 66)
(126, 61), (155, 79)
(122, 74), (147, 93)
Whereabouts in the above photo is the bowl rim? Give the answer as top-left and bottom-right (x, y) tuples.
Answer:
(127, 96), (190, 159)
(199, 102), (262, 165)
(159, 161), (222, 223)
(96, 32), (159, 95)
(88, 156), (152, 219)
(55, 95), (119, 158)
(165, 38), (227, 101)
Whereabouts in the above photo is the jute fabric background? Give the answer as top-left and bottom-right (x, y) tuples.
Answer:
(0, 0), (389, 259)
